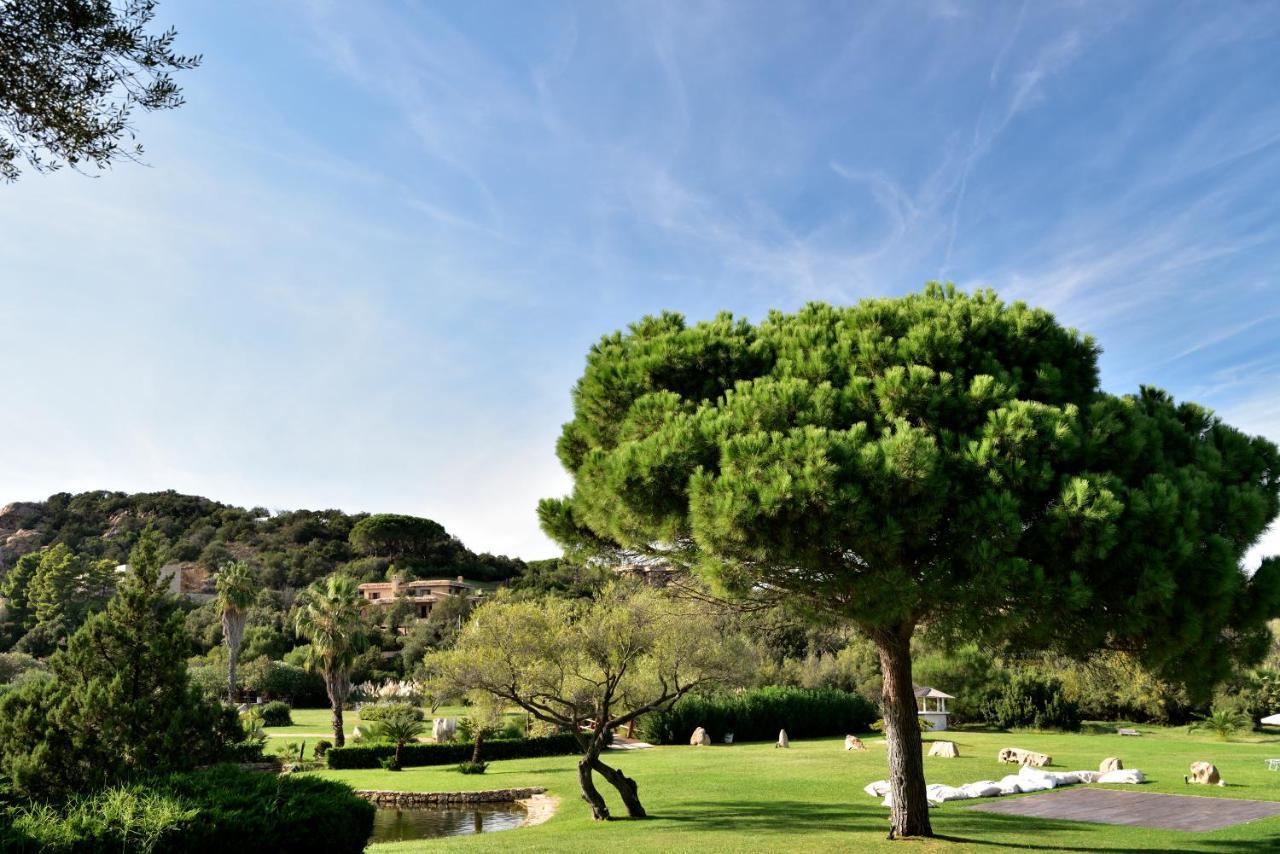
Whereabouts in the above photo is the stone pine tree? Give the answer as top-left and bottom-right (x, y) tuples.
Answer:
(294, 574), (365, 747)
(215, 560), (258, 701)
(539, 285), (1280, 838)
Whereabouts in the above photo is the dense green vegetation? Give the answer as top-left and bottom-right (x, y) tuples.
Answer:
(0, 531), (243, 799)
(0, 490), (525, 594)
(0, 492), (533, 701)
(641, 686), (878, 745)
(0, 765), (374, 853)
(539, 285), (1280, 837)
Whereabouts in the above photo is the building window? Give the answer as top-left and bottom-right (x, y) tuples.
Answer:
(368, 592), (379, 600)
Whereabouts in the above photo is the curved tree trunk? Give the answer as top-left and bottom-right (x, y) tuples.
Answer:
(578, 752), (611, 820)
(592, 756), (646, 818)
(874, 623), (932, 839)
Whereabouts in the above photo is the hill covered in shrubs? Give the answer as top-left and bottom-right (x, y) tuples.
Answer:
(0, 489), (526, 590)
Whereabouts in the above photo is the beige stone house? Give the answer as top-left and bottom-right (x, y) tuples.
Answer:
(358, 575), (479, 620)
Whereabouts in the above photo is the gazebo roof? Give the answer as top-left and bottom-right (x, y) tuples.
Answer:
(913, 685), (955, 700)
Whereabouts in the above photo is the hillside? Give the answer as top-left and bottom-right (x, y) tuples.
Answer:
(0, 490), (526, 590)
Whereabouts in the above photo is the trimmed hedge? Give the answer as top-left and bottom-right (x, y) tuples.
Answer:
(0, 765), (374, 853)
(358, 702), (424, 722)
(639, 686), (878, 745)
(327, 732), (579, 769)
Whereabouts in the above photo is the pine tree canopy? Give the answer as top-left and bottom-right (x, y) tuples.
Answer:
(540, 285), (1280, 693)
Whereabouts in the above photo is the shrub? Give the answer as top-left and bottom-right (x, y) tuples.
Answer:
(358, 702), (423, 722)
(456, 761), (487, 774)
(241, 658), (328, 708)
(983, 671), (1081, 731)
(0, 652), (45, 684)
(0, 765), (374, 853)
(259, 701), (293, 727)
(326, 732), (579, 769)
(638, 686), (878, 745)
(378, 756), (401, 771)
(313, 739), (332, 759)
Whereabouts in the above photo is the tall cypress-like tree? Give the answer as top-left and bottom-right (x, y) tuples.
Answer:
(0, 528), (229, 797)
(540, 285), (1280, 838)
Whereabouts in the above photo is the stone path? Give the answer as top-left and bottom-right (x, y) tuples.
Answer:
(966, 787), (1280, 832)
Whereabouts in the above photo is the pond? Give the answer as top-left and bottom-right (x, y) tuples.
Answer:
(369, 802), (527, 843)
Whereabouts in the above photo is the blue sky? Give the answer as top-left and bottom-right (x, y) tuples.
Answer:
(1, 0), (1278, 561)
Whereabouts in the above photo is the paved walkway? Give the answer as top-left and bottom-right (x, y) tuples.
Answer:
(966, 787), (1280, 832)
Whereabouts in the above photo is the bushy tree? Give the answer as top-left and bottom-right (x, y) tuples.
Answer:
(431, 584), (746, 820)
(0, 0), (200, 181)
(983, 670), (1080, 731)
(0, 529), (233, 798)
(539, 286), (1280, 837)
(348, 514), (455, 561)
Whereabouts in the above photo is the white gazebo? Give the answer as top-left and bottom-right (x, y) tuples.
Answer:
(914, 685), (955, 732)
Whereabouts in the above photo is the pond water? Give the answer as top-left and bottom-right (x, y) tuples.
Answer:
(369, 803), (527, 843)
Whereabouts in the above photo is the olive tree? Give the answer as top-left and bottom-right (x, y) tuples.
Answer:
(539, 285), (1280, 838)
(1, 0), (200, 181)
(431, 585), (746, 820)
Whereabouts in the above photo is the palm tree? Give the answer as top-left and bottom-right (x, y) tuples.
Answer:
(294, 574), (365, 747)
(1188, 709), (1247, 741)
(215, 560), (258, 702)
(377, 707), (426, 769)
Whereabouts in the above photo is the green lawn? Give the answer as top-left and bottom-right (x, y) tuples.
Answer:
(313, 725), (1280, 852)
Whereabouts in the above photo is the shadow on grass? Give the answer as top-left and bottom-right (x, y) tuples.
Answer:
(649, 798), (1280, 852)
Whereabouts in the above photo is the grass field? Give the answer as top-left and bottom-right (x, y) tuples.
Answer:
(313, 724), (1280, 852)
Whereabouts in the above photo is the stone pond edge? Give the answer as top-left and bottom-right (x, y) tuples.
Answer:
(354, 786), (547, 807)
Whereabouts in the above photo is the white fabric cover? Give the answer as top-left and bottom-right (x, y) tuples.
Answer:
(1015, 765), (1058, 792)
(961, 781), (1003, 798)
(925, 784), (972, 805)
(864, 780), (889, 798)
(865, 767), (1146, 808)
(996, 774), (1024, 795)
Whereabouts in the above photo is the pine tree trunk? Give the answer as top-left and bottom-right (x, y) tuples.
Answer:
(874, 624), (932, 839)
